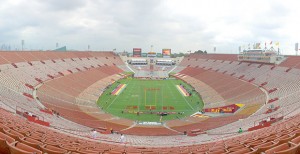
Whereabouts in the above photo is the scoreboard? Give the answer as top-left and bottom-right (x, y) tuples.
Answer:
(133, 48), (142, 57)
(162, 49), (171, 58)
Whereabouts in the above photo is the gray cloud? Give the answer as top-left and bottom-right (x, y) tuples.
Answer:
(0, 0), (299, 54)
(37, 0), (86, 11)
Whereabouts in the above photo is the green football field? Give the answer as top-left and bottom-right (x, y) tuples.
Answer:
(97, 78), (203, 122)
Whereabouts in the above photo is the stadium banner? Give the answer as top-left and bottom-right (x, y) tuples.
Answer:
(133, 48), (142, 57)
(162, 49), (171, 58)
(137, 121), (162, 125)
(204, 104), (244, 113)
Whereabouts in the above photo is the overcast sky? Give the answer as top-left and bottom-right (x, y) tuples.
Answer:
(0, 0), (300, 54)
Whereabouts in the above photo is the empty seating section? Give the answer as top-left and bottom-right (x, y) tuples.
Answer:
(1, 106), (299, 153)
(171, 114), (248, 133)
(0, 52), (300, 153)
(279, 56), (300, 68)
(177, 54), (300, 113)
(176, 67), (265, 109)
(175, 54), (300, 135)
(76, 74), (124, 107)
(0, 51), (127, 130)
(192, 53), (238, 61)
(36, 66), (132, 130)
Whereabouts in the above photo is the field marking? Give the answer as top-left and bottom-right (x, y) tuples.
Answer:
(158, 83), (162, 108)
(155, 86), (157, 106)
(143, 81), (160, 107)
(169, 79), (195, 110)
(144, 88), (146, 106)
(156, 81), (162, 108)
(99, 79), (203, 122)
(164, 80), (178, 105)
(107, 79), (195, 112)
(106, 79), (135, 110)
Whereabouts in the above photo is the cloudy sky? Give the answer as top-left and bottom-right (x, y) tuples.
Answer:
(0, 0), (300, 54)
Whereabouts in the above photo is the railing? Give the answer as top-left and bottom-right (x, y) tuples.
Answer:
(16, 106), (45, 122)
(253, 110), (283, 127)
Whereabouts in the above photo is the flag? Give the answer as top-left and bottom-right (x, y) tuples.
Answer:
(270, 41), (273, 45)
(275, 42), (279, 46)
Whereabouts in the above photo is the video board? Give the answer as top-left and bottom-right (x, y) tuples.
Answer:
(162, 49), (171, 58)
(133, 48), (142, 57)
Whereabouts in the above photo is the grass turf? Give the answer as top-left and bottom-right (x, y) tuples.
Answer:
(97, 78), (203, 122)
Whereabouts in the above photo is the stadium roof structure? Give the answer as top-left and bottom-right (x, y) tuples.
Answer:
(53, 46), (67, 51)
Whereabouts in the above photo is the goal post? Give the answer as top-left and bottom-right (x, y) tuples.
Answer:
(144, 87), (161, 109)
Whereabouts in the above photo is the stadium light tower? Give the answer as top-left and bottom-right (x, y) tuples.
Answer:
(21, 40), (24, 51)
(295, 43), (298, 55)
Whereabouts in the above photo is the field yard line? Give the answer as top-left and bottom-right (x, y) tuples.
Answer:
(144, 87), (146, 106)
(106, 79), (134, 110)
(155, 80), (160, 107)
(169, 79), (194, 110)
(161, 81), (164, 110)
(165, 80), (178, 103)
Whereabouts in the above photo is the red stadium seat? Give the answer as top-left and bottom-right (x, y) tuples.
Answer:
(25, 132), (44, 142)
(103, 149), (125, 154)
(40, 144), (69, 154)
(0, 123), (9, 133)
(274, 134), (296, 144)
(253, 141), (279, 153)
(8, 141), (42, 154)
(227, 147), (252, 154)
(207, 148), (228, 154)
(290, 129), (300, 138)
(245, 140), (265, 148)
(290, 135), (300, 144)
(76, 148), (101, 154)
(3, 128), (24, 141)
(264, 143), (299, 154)
(42, 138), (61, 146)
(59, 143), (79, 152)
(0, 132), (15, 154)
(19, 137), (43, 150)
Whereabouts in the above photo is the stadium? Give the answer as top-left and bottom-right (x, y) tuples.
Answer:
(1, 0), (300, 154)
(0, 48), (299, 154)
